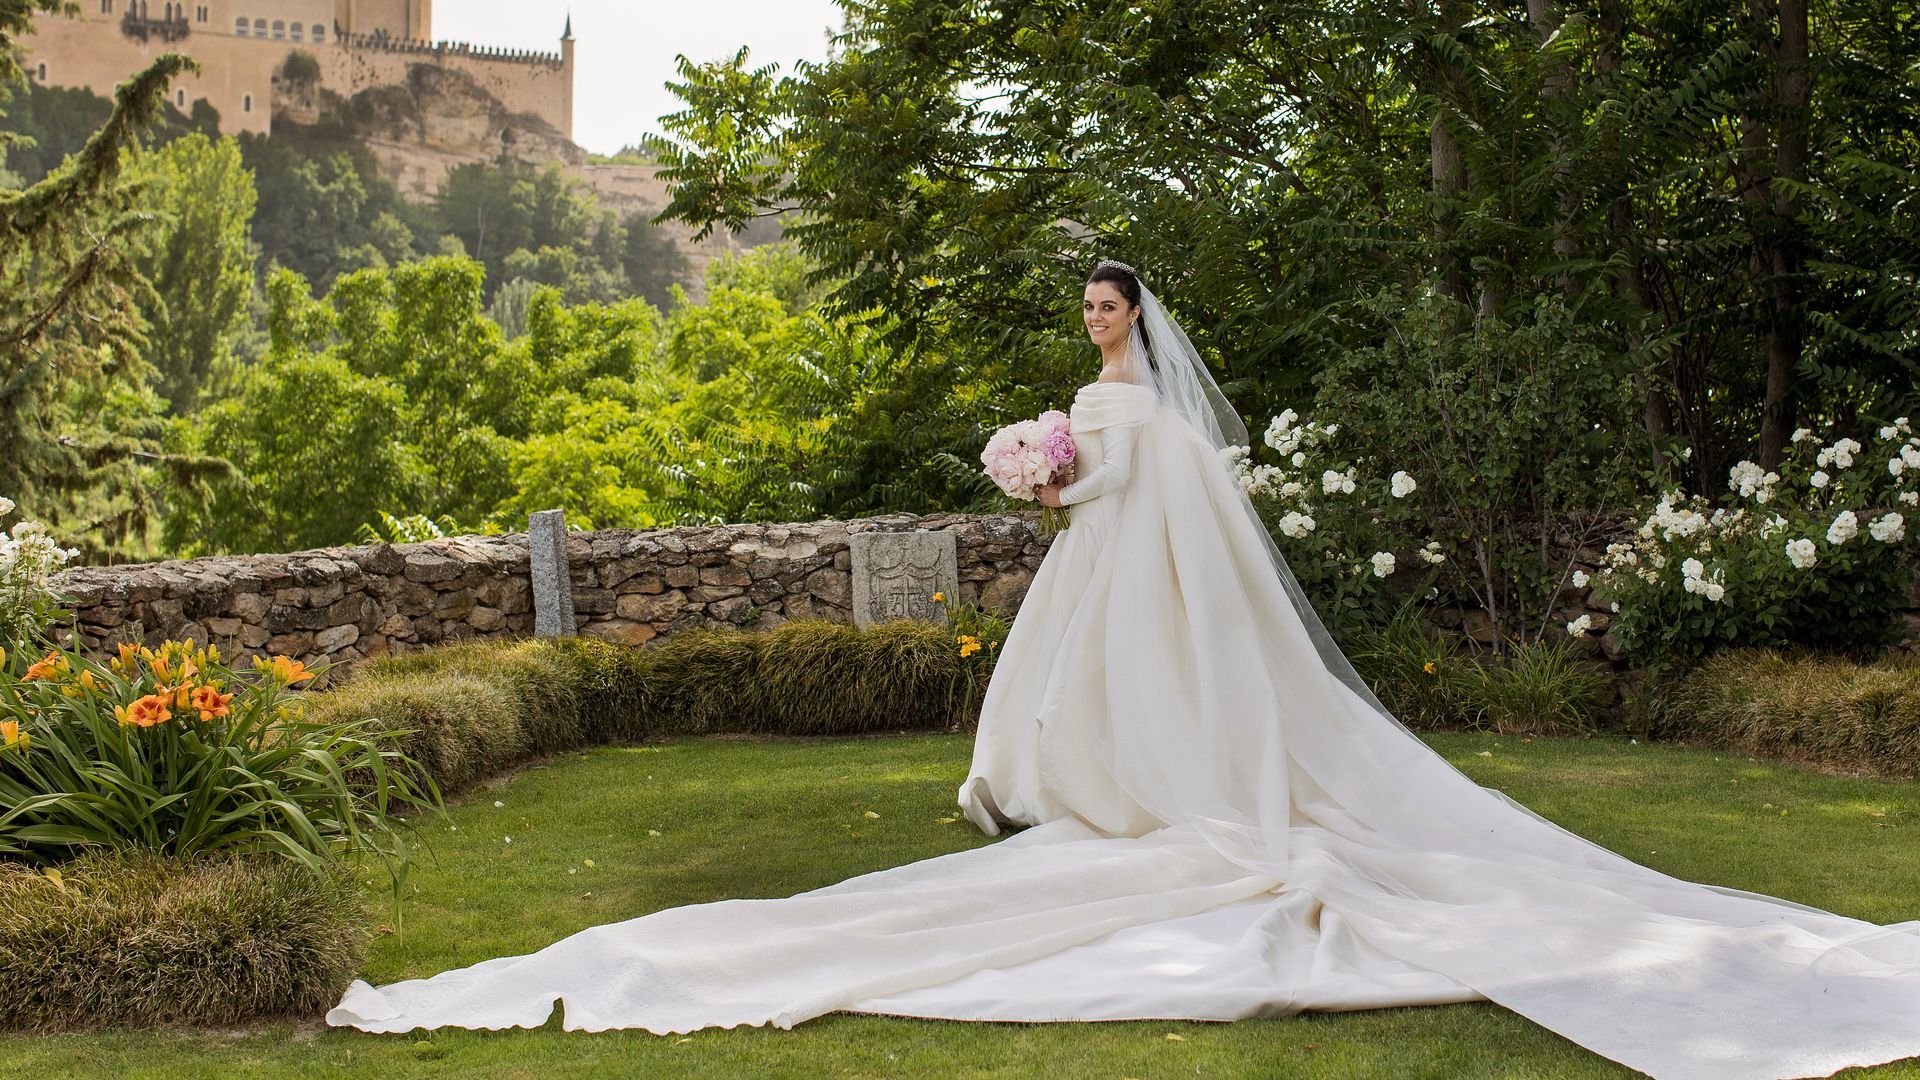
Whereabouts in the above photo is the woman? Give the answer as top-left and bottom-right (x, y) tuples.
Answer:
(332, 262), (1920, 1080)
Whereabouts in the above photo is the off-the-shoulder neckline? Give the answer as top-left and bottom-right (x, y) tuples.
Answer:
(1076, 380), (1154, 394)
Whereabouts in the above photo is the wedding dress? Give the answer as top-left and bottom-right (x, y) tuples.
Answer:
(329, 281), (1920, 1080)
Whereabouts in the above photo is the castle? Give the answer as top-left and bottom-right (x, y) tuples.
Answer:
(24, 0), (573, 140)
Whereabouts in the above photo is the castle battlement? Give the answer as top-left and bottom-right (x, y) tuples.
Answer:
(335, 32), (564, 69)
(24, 2), (575, 140)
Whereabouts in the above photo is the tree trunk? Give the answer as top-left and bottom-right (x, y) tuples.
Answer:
(1750, 0), (1810, 469)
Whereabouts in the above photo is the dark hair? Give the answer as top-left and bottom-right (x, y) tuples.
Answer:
(1086, 260), (1157, 374)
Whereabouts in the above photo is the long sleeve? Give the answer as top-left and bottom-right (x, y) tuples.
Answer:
(1058, 421), (1141, 506)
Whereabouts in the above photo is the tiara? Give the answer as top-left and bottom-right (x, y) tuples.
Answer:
(1094, 258), (1138, 276)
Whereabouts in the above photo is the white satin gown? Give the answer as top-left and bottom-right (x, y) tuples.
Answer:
(330, 381), (1920, 1080)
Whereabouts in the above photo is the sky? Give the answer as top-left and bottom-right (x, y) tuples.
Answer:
(431, 0), (846, 156)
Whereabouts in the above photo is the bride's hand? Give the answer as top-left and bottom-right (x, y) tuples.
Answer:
(1035, 483), (1064, 508)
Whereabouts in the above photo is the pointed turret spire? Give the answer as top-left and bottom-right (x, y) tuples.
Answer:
(561, 12), (573, 40)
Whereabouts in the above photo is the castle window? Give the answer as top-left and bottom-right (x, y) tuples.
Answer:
(242, 93), (252, 112)
(175, 89), (184, 106)
(197, 5), (207, 21)
(234, 16), (246, 35)
(99, 0), (112, 13)
(311, 23), (324, 42)
(289, 23), (301, 41)
(253, 17), (265, 34)
(34, 62), (44, 81)
(271, 19), (284, 39)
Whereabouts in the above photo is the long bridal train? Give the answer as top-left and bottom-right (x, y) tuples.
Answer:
(331, 382), (1920, 1080)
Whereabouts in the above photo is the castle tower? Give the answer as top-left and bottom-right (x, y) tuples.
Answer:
(407, 0), (430, 40)
(559, 13), (574, 140)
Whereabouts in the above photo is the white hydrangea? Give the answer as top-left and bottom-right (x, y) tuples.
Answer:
(1277, 511), (1317, 539)
(1390, 470), (1417, 498)
(1785, 537), (1818, 569)
(1868, 512), (1905, 544)
(1826, 510), (1859, 545)
(1566, 614), (1592, 636)
(1369, 551), (1396, 577)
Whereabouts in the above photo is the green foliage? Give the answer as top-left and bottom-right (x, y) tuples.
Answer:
(128, 133), (256, 415)
(0, 638), (439, 893)
(0, 2), (201, 561)
(0, 849), (367, 1029)
(1664, 647), (1920, 775)
(1303, 289), (1641, 649)
(648, 0), (1920, 513)
(1593, 422), (1920, 674)
(1347, 607), (1611, 735)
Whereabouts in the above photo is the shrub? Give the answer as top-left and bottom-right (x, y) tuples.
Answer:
(1593, 419), (1919, 674)
(0, 638), (437, 891)
(0, 497), (78, 650)
(1348, 606), (1610, 735)
(306, 618), (971, 798)
(0, 850), (366, 1029)
(1662, 647), (1920, 775)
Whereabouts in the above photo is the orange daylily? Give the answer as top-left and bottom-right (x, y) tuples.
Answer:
(253, 654), (315, 685)
(0, 720), (27, 751)
(190, 685), (233, 721)
(23, 651), (68, 680)
(119, 693), (174, 728)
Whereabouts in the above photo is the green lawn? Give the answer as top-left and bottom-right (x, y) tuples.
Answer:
(6, 731), (1920, 1080)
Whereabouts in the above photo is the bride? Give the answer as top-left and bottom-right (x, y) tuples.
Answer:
(331, 261), (1920, 1080)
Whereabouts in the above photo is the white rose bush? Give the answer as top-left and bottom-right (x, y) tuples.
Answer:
(0, 496), (81, 650)
(1220, 406), (1446, 638)
(1592, 418), (1920, 671)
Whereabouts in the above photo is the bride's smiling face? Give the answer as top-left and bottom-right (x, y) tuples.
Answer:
(1083, 282), (1136, 350)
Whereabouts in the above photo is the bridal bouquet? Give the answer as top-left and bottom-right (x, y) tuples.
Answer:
(981, 410), (1075, 534)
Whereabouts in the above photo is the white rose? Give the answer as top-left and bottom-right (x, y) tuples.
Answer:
(1826, 510), (1859, 545)
(1566, 614), (1592, 636)
(1682, 557), (1705, 580)
(1868, 512), (1905, 544)
(1571, 569), (1589, 588)
(1702, 581), (1725, 602)
(1321, 469), (1344, 495)
(1810, 471), (1829, 489)
(1369, 551), (1396, 577)
(1390, 470), (1417, 498)
(1785, 537), (1818, 569)
(1291, 451), (1306, 468)
(1791, 427), (1813, 443)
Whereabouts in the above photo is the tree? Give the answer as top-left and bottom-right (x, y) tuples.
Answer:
(129, 132), (256, 416)
(0, 0), (200, 559)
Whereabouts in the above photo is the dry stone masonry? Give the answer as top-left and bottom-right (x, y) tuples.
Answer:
(48, 513), (1051, 686)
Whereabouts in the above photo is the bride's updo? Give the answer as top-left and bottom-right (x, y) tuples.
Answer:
(1086, 260), (1158, 376)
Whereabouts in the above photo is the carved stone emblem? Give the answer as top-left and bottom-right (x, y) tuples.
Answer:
(849, 530), (959, 629)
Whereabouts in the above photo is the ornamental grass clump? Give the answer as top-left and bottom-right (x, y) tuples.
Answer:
(0, 637), (438, 893)
(1592, 419), (1920, 674)
(0, 850), (367, 1030)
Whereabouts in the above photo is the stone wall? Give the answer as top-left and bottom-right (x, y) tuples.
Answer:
(47, 513), (1050, 687)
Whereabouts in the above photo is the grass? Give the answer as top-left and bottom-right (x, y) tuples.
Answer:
(5, 730), (1920, 1079)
